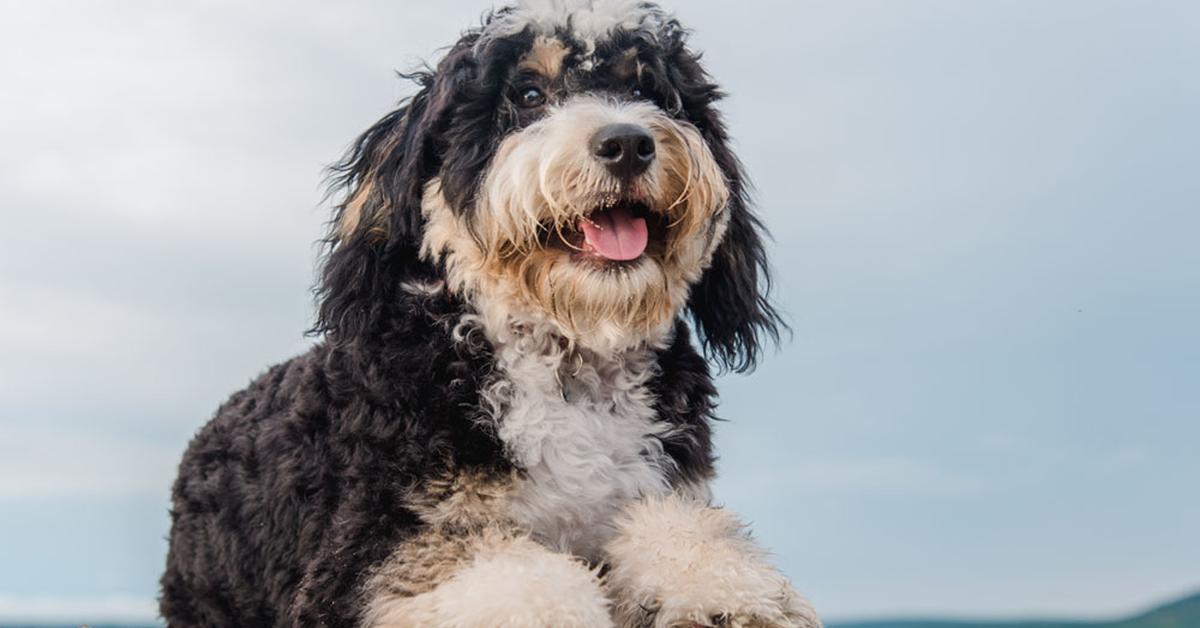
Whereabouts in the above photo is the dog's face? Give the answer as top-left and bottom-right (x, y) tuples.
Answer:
(422, 29), (733, 354)
(320, 1), (781, 370)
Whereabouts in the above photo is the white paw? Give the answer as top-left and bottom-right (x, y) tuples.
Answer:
(367, 534), (613, 628)
(604, 496), (821, 628)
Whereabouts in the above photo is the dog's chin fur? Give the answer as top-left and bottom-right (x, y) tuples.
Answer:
(422, 95), (730, 357)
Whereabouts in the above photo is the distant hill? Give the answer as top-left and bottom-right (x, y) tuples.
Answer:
(829, 590), (1200, 628)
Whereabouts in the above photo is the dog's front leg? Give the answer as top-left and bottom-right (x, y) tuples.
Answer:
(361, 524), (614, 628)
(603, 494), (821, 628)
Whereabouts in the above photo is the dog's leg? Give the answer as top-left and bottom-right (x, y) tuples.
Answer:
(362, 525), (613, 628)
(603, 494), (821, 628)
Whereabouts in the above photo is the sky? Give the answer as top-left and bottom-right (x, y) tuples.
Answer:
(0, 0), (1197, 623)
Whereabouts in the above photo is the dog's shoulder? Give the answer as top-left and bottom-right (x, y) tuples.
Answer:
(175, 287), (486, 475)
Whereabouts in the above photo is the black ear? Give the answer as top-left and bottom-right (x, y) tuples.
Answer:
(658, 41), (786, 373)
(313, 41), (477, 343)
(687, 186), (786, 373)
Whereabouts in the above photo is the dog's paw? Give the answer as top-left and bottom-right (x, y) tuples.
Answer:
(604, 496), (821, 628)
(635, 580), (820, 628)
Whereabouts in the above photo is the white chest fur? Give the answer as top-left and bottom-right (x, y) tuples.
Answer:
(481, 329), (675, 560)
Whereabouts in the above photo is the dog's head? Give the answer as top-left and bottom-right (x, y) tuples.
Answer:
(318, 0), (781, 371)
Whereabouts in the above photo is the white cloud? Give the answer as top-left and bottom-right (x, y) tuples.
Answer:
(0, 0), (1198, 621)
(0, 594), (157, 624)
(723, 455), (986, 501)
(0, 424), (179, 499)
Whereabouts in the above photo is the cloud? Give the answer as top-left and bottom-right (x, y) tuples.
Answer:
(0, 424), (179, 500)
(780, 456), (985, 497)
(716, 455), (987, 507)
(0, 594), (156, 624)
(1, 0), (1198, 621)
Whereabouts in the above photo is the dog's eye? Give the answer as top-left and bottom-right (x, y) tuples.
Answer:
(631, 86), (644, 98)
(518, 86), (546, 108)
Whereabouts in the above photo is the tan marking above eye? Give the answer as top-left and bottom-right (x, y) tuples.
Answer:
(612, 47), (642, 81)
(518, 36), (570, 81)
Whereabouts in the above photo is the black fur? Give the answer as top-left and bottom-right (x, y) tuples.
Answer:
(161, 292), (495, 625)
(162, 6), (779, 625)
(160, 292), (718, 626)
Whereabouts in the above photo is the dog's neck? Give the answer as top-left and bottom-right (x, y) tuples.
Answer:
(463, 286), (678, 560)
(461, 286), (676, 370)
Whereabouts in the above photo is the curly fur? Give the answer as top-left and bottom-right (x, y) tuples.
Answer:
(605, 495), (821, 628)
(160, 1), (810, 626)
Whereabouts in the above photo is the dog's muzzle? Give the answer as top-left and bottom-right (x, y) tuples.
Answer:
(579, 123), (658, 261)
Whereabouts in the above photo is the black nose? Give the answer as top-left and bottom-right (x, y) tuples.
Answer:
(591, 123), (655, 180)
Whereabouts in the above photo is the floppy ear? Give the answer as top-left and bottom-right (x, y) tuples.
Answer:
(687, 184), (785, 373)
(313, 42), (477, 343)
(658, 41), (787, 373)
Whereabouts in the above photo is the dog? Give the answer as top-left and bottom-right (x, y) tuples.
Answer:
(160, 1), (819, 626)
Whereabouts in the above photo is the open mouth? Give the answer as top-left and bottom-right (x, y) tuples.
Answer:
(545, 196), (666, 264)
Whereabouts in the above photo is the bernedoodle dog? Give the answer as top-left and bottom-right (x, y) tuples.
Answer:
(160, 1), (820, 626)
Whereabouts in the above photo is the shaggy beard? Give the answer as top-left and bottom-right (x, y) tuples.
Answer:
(422, 96), (730, 356)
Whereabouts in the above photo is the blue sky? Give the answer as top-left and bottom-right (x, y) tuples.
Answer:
(1, 0), (1197, 623)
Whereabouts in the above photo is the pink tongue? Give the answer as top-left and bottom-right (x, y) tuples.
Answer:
(579, 206), (648, 261)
